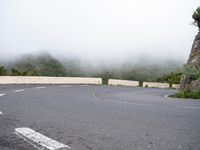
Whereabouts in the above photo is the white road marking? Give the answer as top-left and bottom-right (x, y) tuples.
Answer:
(0, 94), (5, 115)
(60, 85), (71, 88)
(176, 106), (200, 109)
(164, 95), (168, 98)
(0, 93), (5, 97)
(79, 85), (89, 87)
(93, 93), (149, 106)
(106, 99), (150, 106)
(34, 86), (46, 89)
(92, 93), (98, 98)
(14, 89), (24, 93)
(15, 128), (71, 150)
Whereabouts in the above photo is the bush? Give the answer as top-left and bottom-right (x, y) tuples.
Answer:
(0, 65), (7, 76)
(11, 68), (23, 76)
(183, 65), (200, 80)
(155, 72), (182, 86)
(176, 90), (200, 99)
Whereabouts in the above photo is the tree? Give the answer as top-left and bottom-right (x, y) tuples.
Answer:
(192, 7), (200, 30)
(11, 68), (21, 76)
(35, 54), (67, 76)
(0, 65), (7, 76)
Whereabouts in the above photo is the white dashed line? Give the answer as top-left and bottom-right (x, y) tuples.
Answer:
(34, 86), (46, 89)
(0, 93), (5, 97)
(14, 89), (25, 93)
(15, 128), (71, 150)
(176, 106), (200, 109)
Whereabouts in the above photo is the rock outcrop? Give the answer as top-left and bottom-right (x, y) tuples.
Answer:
(187, 32), (200, 65)
(180, 32), (200, 91)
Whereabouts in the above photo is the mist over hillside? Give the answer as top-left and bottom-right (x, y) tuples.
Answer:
(0, 52), (183, 84)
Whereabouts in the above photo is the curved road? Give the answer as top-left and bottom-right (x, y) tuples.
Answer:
(0, 85), (200, 150)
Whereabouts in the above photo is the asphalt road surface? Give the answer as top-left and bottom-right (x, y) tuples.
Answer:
(0, 85), (200, 150)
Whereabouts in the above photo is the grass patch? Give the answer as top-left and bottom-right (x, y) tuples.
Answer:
(175, 90), (200, 99)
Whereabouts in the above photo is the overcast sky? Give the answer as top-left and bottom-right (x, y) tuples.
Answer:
(0, 0), (199, 63)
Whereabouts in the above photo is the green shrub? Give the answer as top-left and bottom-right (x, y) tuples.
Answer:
(155, 72), (182, 86)
(176, 90), (200, 99)
(183, 65), (200, 80)
(11, 68), (21, 76)
(0, 65), (7, 76)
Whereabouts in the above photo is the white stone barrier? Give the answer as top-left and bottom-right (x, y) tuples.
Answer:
(0, 76), (102, 85)
(143, 82), (170, 88)
(108, 79), (139, 87)
(172, 84), (180, 89)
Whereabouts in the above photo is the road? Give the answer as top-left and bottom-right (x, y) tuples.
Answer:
(0, 85), (200, 150)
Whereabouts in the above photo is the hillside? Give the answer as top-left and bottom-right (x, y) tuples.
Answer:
(0, 53), (182, 85)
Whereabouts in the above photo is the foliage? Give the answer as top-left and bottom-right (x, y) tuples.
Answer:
(10, 53), (68, 77)
(183, 65), (200, 80)
(192, 7), (200, 30)
(21, 70), (39, 76)
(92, 64), (181, 85)
(176, 90), (200, 99)
(155, 72), (182, 86)
(96, 70), (115, 85)
(34, 54), (67, 76)
(11, 68), (22, 76)
(10, 68), (38, 76)
(0, 65), (7, 76)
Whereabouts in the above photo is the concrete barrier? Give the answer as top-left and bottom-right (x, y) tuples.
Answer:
(108, 79), (139, 87)
(143, 82), (170, 88)
(172, 84), (180, 89)
(0, 76), (102, 85)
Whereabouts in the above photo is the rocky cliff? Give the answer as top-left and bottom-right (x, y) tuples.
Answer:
(180, 32), (200, 91)
(187, 32), (200, 65)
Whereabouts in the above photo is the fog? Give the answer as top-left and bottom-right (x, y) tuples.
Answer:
(0, 0), (199, 64)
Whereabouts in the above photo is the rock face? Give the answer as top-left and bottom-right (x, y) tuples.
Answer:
(180, 32), (200, 91)
(187, 32), (200, 66)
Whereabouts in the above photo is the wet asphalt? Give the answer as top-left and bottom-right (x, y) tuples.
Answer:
(0, 85), (200, 150)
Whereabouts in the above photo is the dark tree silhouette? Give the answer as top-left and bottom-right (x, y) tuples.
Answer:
(192, 7), (200, 30)
(0, 65), (7, 76)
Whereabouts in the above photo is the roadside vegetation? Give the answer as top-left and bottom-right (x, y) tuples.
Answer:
(176, 65), (200, 99)
(149, 72), (182, 87)
(176, 90), (200, 99)
(192, 6), (200, 30)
